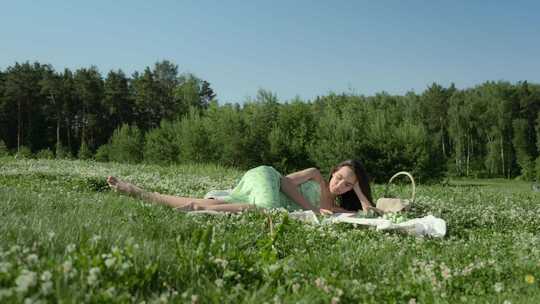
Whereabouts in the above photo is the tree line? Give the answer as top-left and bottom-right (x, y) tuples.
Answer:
(1, 60), (539, 183)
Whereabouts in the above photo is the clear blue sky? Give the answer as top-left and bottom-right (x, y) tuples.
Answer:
(1, 1), (539, 103)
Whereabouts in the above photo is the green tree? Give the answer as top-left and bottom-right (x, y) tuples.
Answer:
(204, 101), (245, 166)
(536, 112), (540, 181)
(103, 70), (132, 131)
(0, 139), (9, 156)
(512, 118), (535, 180)
(78, 141), (92, 160)
(3, 62), (49, 152)
(0, 70), (7, 148)
(94, 144), (110, 162)
(309, 100), (363, 176)
(40, 68), (67, 158)
(131, 68), (162, 131)
(174, 74), (203, 114)
(176, 108), (213, 163)
(143, 120), (180, 164)
(73, 66), (105, 152)
(241, 89), (279, 166)
(478, 82), (515, 177)
(199, 80), (216, 108)
(153, 60), (181, 120)
(109, 124), (143, 163)
(419, 83), (455, 160)
(268, 99), (316, 172)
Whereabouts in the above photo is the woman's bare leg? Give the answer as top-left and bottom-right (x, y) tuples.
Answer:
(106, 176), (250, 212)
(202, 203), (254, 212)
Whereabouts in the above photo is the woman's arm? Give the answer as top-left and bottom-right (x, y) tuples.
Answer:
(353, 183), (376, 213)
(280, 176), (319, 212)
(285, 168), (323, 185)
(286, 168), (334, 210)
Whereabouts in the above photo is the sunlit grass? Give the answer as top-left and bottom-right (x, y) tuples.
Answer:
(1, 157), (539, 303)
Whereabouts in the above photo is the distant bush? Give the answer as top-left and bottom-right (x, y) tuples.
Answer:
(94, 144), (110, 162)
(308, 102), (363, 175)
(15, 146), (32, 159)
(204, 102), (245, 167)
(268, 100), (316, 173)
(36, 148), (54, 159)
(177, 109), (213, 163)
(78, 141), (93, 160)
(241, 93), (279, 166)
(0, 140), (9, 157)
(143, 120), (180, 164)
(55, 143), (71, 159)
(536, 156), (540, 182)
(109, 124), (143, 164)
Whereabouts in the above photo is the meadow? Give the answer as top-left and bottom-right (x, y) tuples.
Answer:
(0, 157), (539, 303)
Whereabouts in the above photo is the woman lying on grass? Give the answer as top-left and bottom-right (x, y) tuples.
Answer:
(107, 159), (378, 214)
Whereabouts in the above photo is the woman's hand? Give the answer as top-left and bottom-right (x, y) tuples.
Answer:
(319, 208), (333, 215)
(367, 206), (385, 216)
(353, 183), (373, 213)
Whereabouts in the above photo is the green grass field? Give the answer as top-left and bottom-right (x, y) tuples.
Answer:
(1, 158), (539, 303)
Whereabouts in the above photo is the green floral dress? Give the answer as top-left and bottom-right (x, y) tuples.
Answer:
(221, 166), (321, 211)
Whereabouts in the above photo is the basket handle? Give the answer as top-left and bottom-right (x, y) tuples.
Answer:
(384, 171), (416, 204)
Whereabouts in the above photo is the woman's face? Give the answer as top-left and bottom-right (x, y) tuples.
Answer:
(329, 166), (357, 195)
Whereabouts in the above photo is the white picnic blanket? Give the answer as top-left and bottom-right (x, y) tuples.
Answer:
(203, 190), (446, 237)
(289, 211), (446, 238)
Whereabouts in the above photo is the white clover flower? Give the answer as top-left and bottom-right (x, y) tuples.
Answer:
(41, 281), (53, 295)
(105, 287), (116, 297)
(364, 282), (376, 295)
(90, 235), (102, 244)
(105, 257), (116, 268)
(494, 282), (504, 293)
(15, 270), (37, 294)
(40, 271), (52, 282)
(0, 288), (14, 300)
(118, 262), (131, 275)
(159, 292), (169, 303)
(213, 258), (228, 268)
(87, 267), (100, 286)
(214, 279), (224, 288)
(292, 283), (300, 293)
(268, 264), (280, 273)
(0, 262), (12, 274)
(440, 264), (451, 280)
(24, 297), (36, 304)
(66, 244), (76, 254)
(47, 232), (56, 240)
(62, 260), (73, 274)
(26, 254), (39, 264)
(111, 246), (120, 255)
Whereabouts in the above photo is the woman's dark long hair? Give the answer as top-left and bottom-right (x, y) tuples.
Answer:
(329, 159), (373, 211)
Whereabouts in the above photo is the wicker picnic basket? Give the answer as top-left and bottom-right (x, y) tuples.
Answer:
(375, 171), (416, 213)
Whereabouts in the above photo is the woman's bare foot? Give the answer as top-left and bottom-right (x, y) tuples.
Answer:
(107, 176), (145, 197)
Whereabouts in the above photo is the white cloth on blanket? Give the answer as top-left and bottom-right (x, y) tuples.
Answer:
(289, 211), (446, 238)
(204, 189), (233, 200)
